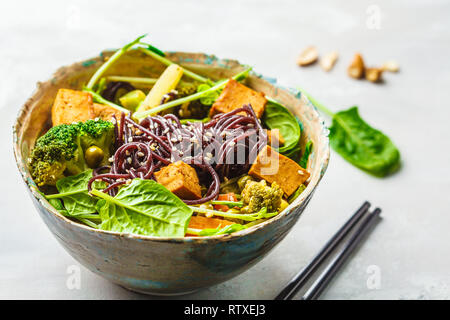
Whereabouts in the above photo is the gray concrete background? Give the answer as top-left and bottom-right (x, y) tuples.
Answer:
(1, 0), (449, 299)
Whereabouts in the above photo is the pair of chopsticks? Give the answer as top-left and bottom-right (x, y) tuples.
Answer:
(275, 201), (381, 300)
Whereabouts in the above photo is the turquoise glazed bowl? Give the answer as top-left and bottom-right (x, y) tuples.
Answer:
(13, 50), (330, 295)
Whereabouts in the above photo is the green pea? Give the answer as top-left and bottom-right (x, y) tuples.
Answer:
(85, 145), (104, 168)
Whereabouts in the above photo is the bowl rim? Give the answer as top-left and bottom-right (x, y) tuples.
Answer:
(13, 51), (330, 243)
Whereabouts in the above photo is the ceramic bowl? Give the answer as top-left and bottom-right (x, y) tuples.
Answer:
(13, 50), (329, 295)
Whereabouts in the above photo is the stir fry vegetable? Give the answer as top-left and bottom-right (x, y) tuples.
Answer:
(30, 119), (114, 186)
(29, 36), (313, 237)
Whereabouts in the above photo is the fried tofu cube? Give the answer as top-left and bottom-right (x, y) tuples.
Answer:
(209, 79), (267, 118)
(52, 89), (121, 126)
(249, 145), (310, 196)
(154, 161), (202, 200)
(51, 89), (93, 126)
(267, 129), (285, 147)
(89, 103), (122, 121)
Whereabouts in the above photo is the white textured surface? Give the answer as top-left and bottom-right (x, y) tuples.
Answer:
(1, 0), (449, 300)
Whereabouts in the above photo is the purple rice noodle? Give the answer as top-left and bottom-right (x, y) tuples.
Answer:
(88, 104), (267, 204)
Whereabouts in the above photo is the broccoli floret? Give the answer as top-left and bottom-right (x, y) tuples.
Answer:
(237, 175), (255, 192)
(176, 83), (210, 119)
(176, 83), (199, 97)
(240, 179), (284, 214)
(29, 119), (115, 186)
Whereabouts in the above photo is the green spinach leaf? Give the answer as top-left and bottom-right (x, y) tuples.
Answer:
(96, 200), (156, 235)
(300, 89), (401, 177)
(262, 98), (301, 157)
(299, 141), (313, 169)
(48, 198), (99, 229)
(48, 198), (69, 215)
(92, 179), (193, 237)
(282, 143), (301, 162)
(45, 170), (104, 216)
(329, 106), (400, 176)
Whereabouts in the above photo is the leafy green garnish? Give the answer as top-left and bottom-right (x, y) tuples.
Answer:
(197, 83), (220, 105)
(48, 194), (100, 229)
(198, 224), (247, 236)
(86, 34), (147, 90)
(105, 76), (158, 86)
(280, 116), (305, 162)
(137, 46), (212, 84)
(301, 89), (401, 177)
(299, 140), (313, 169)
(133, 67), (252, 120)
(287, 184), (306, 204)
(83, 87), (129, 114)
(179, 117), (210, 125)
(91, 179), (193, 237)
(48, 198), (69, 215)
(94, 77), (107, 95)
(329, 106), (401, 176)
(188, 206), (278, 222)
(262, 98), (301, 158)
(45, 170), (104, 216)
(146, 44), (166, 57)
(210, 200), (244, 208)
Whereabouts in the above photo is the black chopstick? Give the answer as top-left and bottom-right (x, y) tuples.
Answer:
(302, 207), (382, 300)
(275, 201), (371, 300)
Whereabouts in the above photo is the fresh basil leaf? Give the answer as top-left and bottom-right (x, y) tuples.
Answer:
(299, 140), (313, 169)
(94, 179), (193, 237)
(198, 223), (247, 236)
(262, 98), (301, 157)
(330, 106), (401, 177)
